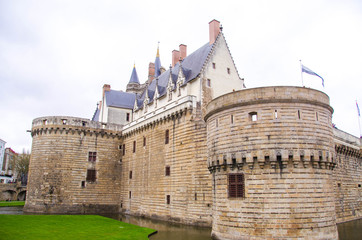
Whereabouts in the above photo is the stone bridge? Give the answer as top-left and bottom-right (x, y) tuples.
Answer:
(0, 183), (27, 201)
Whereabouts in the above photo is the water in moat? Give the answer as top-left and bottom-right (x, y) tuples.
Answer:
(1, 207), (361, 240)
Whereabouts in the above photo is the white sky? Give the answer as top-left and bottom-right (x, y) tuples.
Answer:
(1, 0), (361, 153)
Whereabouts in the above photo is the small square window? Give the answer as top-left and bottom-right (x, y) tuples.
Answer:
(249, 112), (257, 122)
(88, 152), (96, 162)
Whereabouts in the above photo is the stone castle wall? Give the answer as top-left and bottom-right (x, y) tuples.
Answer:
(205, 87), (338, 240)
(333, 129), (362, 223)
(120, 106), (212, 226)
(24, 116), (123, 213)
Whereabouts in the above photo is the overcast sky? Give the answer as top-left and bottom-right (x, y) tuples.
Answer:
(1, 0), (361, 153)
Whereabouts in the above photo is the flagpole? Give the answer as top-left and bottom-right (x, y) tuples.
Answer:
(357, 100), (361, 138)
(299, 60), (304, 87)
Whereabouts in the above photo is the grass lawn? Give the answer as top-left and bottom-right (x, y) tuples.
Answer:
(0, 201), (25, 207)
(0, 215), (156, 240)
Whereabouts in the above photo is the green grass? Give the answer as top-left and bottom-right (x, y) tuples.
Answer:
(0, 215), (156, 240)
(0, 201), (25, 207)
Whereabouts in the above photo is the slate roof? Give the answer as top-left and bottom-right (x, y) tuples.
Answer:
(136, 42), (213, 108)
(128, 66), (140, 84)
(92, 107), (100, 121)
(105, 90), (136, 109)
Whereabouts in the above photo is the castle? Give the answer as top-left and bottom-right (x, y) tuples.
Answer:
(24, 20), (361, 240)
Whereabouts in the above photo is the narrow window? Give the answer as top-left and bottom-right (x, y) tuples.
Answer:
(195, 193), (197, 201)
(82, 121), (87, 127)
(231, 115), (234, 124)
(166, 195), (171, 204)
(143, 136), (146, 147)
(88, 152), (96, 162)
(133, 141), (136, 153)
(207, 79), (211, 87)
(298, 110), (301, 119)
(274, 110), (278, 119)
(129, 191), (132, 199)
(129, 171), (132, 179)
(165, 166), (170, 176)
(212, 62), (216, 69)
(216, 118), (218, 127)
(228, 173), (245, 198)
(43, 119), (48, 125)
(81, 181), (86, 188)
(165, 129), (169, 144)
(249, 112), (257, 121)
(358, 184), (361, 188)
(86, 169), (96, 182)
(122, 144), (125, 156)
(227, 67), (230, 74)
(126, 113), (130, 122)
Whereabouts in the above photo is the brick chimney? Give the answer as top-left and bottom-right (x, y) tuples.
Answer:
(103, 84), (111, 92)
(102, 84), (111, 99)
(172, 50), (180, 67)
(148, 62), (155, 82)
(209, 19), (220, 45)
(179, 44), (187, 61)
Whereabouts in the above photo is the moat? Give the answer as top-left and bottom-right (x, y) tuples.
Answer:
(1, 206), (361, 240)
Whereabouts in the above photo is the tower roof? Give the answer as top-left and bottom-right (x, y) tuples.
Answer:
(128, 65), (140, 84)
(154, 45), (162, 78)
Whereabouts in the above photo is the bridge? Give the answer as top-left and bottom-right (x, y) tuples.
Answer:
(0, 183), (27, 201)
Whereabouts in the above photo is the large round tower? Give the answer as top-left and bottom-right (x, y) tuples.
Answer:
(204, 86), (338, 239)
(24, 116), (123, 214)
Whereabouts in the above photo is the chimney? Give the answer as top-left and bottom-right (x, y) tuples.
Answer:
(103, 84), (111, 92)
(172, 50), (180, 67)
(148, 62), (155, 82)
(209, 19), (220, 45)
(179, 44), (187, 61)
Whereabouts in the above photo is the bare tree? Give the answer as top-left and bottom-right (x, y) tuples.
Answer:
(11, 149), (30, 185)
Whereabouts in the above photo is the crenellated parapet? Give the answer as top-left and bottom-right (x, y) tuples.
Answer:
(31, 116), (123, 139)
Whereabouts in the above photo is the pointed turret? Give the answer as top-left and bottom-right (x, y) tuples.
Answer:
(129, 64), (140, 84)
(154, 43), (162, 78)
(126, 64), (141, 94)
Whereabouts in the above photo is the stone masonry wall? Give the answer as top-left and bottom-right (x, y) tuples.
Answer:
(205, 87), (338, 240)
(24, 116), (123, 214)
(121, 107), (212, 226)
(333, 129), (362, 223)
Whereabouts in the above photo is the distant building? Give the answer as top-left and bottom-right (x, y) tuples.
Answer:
(0, 148), (17, 183)
(0, 138), (6, 175)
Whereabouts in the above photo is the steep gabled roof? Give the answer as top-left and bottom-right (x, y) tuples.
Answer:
(105, 90), (135, 109)
(136, 42), (214, 107)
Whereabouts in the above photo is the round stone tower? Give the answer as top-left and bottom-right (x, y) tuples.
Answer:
(24, 116), (123, 214)
(204, 86), (338, 240)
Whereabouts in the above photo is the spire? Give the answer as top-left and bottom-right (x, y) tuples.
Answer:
(128, 64), (140, 84)
(154, 42), (161, 78)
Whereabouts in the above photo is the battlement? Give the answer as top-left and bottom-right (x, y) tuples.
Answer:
(32, 116), (123, 138)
